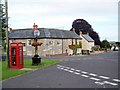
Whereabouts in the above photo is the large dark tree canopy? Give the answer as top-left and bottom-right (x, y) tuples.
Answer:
(70, 19), (101, 46)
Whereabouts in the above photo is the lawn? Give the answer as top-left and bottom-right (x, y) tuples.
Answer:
(1, 60), (61, 80)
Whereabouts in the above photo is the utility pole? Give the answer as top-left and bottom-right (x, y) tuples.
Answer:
(5, 0), (9, 68)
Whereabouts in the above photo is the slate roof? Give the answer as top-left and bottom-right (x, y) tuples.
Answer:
(82, 34), (94, 42)
(9, 28), (82, 39)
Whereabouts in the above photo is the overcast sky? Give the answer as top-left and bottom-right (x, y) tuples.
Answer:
(3, 0), (119, 41)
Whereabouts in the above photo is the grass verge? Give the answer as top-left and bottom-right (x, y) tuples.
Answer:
(24, 60), (61, 69)
(1, 60), (62, 80)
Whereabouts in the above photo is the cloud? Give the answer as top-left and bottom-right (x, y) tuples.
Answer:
(8, 0), (118, 15)
(9, 6), (50, 15)
(8, 0), (118, 41)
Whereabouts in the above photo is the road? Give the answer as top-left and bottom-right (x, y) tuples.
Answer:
(2, 51), (120, 88)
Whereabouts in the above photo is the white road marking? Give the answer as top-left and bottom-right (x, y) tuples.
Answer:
(112, 79), (120, 82)
(89, 73), (97, 76)
(65, 67), (70, 69)
(75, 70), (81, 72)
(99, 76), (110, 79)
(68, 70), (74, 73)
(60, 68), (64, 70)
(95, 82), (106, 88)
(57, 65), (63, 67)
(63, 69), (69, 71)
(103, 81), (118, 86)
(90, 77), (100, 81)
(95, 82), (105, 85)
(57, 65), (64, 67)
(57, 67), (61, 69)
(81, 71), (88, 74)
(57, 65), (61, 67)
(81, 74), (89, 78)
(70, 68), (75, 70)
(74, 72), (80, 75)
(57, 65), (119, 86)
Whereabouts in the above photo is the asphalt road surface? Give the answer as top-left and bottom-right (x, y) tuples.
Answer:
(2, 51), (120, 88)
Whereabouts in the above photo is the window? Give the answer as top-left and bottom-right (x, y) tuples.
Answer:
(48, 41), (54, 46)
(27, 39), (31, 46)
(23, 43), (26, 46)
(46, 40), (54, 46)
(57, 41), (60, 45)
(28, 40), (31, 45)
(49, 41), (53, 45)
(57, 41), (61, 46)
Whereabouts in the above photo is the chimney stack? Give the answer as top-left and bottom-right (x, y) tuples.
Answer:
(79, 31), (82, 35)
(87, 32), (89, 35)
(72, 28), (75, 32)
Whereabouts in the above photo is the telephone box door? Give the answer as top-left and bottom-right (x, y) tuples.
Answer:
(10, 42), (24, 69)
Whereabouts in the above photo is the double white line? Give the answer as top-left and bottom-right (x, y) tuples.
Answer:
(57, 65), (120, 86)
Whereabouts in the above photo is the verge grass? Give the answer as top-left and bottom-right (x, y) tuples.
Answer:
(1, 60), (61, 80)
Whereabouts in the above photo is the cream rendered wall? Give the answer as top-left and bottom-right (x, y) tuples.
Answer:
(80, 35), (94, 51)
(10, 38), (81, 57)
(38, 39), (63, 56)
(37, 39), (81, 56)
(37, 39), (72, 57)
(88, 42), (94, 51)
(81, 36), (89, 50)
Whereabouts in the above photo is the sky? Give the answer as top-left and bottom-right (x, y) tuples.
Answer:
(2, 0), (119, 41)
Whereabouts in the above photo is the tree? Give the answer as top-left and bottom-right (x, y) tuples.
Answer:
(101, 40), (110, 49)
(70, 19), (101, 46)
(0, 4), (7, 50)
(115, 42), (120, 47)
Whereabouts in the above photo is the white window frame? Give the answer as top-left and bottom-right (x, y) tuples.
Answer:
(27, 39), (32, 46)
(56, 41), (61, 46)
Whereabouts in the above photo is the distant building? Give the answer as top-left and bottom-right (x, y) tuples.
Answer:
(9, 28), (82, 57)
(71, 28), (95, 52)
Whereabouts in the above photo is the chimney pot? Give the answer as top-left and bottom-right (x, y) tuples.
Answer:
(72, 28), (75, 32)
(79, 31), (82, 35)
(87, 32), (89, 35)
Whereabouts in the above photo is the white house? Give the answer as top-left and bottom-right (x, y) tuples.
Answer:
(9, 28), (82, 57)
(79, 31), (94, 52)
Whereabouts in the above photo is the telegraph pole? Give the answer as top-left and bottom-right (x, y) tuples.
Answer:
(5, 0), (9, 68)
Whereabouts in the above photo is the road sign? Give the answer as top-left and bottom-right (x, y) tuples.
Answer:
(33, 25), (38, 30)
(34, 30), (40, 37)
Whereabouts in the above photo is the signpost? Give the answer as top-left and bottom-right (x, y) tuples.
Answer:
(33, 23), (38, 30)
(34, 30), (40, 37)
(32, 23), (42, 65)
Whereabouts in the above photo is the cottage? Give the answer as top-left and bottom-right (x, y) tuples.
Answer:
(9, 28), (82, 57)
(79, 31), (94, 53)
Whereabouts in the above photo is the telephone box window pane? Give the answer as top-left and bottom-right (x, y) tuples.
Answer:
(20, 47), (22, 65)
(12, 48), (16, 66)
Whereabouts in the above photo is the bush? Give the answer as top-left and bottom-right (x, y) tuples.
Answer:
(91, 46), (99, 51)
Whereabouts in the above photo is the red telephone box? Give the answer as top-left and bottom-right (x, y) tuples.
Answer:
(10, 42), (24, 69)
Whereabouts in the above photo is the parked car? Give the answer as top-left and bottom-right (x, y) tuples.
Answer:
(113, 46), (119, 51)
